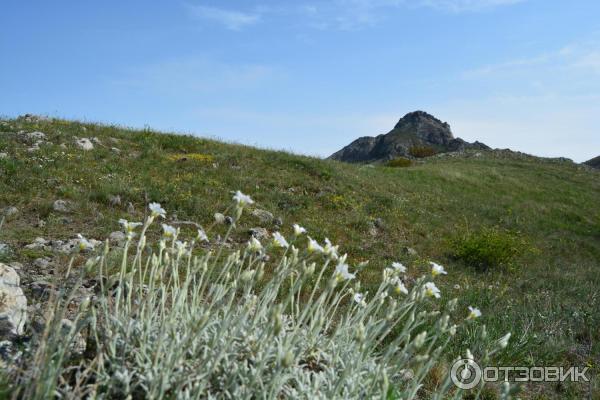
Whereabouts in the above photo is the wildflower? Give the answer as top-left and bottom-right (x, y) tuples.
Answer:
(353, 292), (366, 307)
(391, 262), (407, 273)
(162, 224), (177, 238)
(233, 190), (254, 206)
(423, 282), (441, 299)
(118, 219), (142, 233)
(240, 269), (256, 282)
(392, 277), (409, 295)
(448, 324), (458, 336)
(413, 331), (427, 349)
(293, 223), (307, 236)
(430, 262), (447, 277)
(196, 229), (209, 242)
(307, 237), (324, 254)
(272, 231), (289, 248)
(77, 234), (95, 251)
(465, 349), (474, 360)
(467, 306), (482, 320)
(175, 240), (188, 255)
(498, 333), (511, 349)
(149, 202), (166, 218)
(247, 237), (263, 253)
(323, 238), (339, 260)
(334, 262), (356, 281)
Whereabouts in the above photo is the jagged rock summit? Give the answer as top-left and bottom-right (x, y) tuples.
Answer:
(584, 156), (600, 169)
(329, 111), (489, 163)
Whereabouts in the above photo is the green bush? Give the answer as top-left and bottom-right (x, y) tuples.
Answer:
(409, 146), (437, 158)
(386, 157), (412, 168)
(450, 227), (530, 271)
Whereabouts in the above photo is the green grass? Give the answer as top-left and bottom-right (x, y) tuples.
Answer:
(1, 116), (599, 398)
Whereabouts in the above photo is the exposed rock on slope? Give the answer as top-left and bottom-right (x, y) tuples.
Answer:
(584, 156), (600, 169)
(329, 111), (489, 163)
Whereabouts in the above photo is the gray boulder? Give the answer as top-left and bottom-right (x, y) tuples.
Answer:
(0, 263), (27, 338)
(251, 209), (274, 224)
(53, 199), (72, 213)
(75, 138), (94, 150)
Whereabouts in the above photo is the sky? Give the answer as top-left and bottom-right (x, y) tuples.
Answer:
(1, 1), (599, 162)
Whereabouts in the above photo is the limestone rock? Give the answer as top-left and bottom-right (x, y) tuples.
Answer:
(251, 209), (274, 224)
(0, 263), (27, 338)
(2, 206), (18, 218)
(249, 227), (269, 240)
(75, 137), (94, 150)
(53, 199), (72, 213)
(109, 231), (126, 244)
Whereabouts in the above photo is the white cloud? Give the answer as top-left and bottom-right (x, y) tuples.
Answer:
(186, 4), (261, 31)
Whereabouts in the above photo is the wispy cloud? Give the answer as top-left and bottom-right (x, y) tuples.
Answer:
(296, 0), (527, 30)
(186, 4), (261, 31)
(419, 0), (526, 13)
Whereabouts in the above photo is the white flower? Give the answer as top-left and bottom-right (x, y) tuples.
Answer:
(423, 282), (441, 299)
(233, 190), (254, 206)
(323, 238), (339, 260)
(334, 262), (356, 281)
(467, 306), (482, 320)
(196, 229), (209, 242)
(162, 224), (177, 238)
(465, 349), (474, 360)
(175, 240), (188, 255)
(293, 224), (307, 236)
(118, 219), (142, 233)
(307, 237), (324, 254)
(391, 262), (407, 273)
(353, 292), (366, 307)
(392, 277), (409, 295)
(430, 262), (447, 277)
(247, 237), (262, 253)
(77, 234), (95, 251)
(498, 333), (511, 349)
(149, 202), (166, 218)
(448, 325), (458, 336)
(272, 231), (289, 248)
(413, 331), (427, 349)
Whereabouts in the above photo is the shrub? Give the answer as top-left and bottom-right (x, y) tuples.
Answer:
(7, 192), (512, 399)
(386, 157), (412, 168)
(450, 227), (530, 272)
(409, 146), (437, 158)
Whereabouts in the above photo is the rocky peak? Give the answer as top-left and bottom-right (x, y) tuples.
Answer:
(329, 111), (488, 163)
(584, 156), (600, 169)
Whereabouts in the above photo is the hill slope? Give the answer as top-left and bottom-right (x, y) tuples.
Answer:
(1, 116), (599, 397)
(329, 111), (489, 162)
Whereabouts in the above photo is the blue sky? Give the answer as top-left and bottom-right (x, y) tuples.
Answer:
(1, 0), (599, 162)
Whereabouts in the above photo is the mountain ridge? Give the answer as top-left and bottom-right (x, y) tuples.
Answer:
(329, 110), (489, 163)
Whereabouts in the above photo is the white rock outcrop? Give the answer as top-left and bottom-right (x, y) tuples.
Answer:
(0, 263), (27, 337)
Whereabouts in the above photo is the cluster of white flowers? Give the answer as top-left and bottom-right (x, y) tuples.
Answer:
(20, 190), (511, 400)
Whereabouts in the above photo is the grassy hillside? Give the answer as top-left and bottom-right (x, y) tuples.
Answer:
(1, 116), (599, 398)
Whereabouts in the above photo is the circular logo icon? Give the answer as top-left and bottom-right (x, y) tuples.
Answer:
(450, 358), (482, 390)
